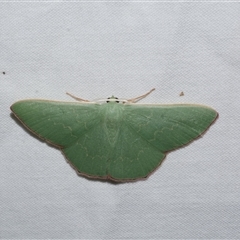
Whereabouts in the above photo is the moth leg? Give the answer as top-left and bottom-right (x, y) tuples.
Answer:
(66, 92), (90, 102)
(127, 88), (155, 103)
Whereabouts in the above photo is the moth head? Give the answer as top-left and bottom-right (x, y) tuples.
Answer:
(106, 96), (119, 103)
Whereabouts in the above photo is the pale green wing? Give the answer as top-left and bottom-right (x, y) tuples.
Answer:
(107, 104), (218, 181)
(123, 104), (218, 151)
(11, 100), (100, 147)
(11, 100), (111, 178)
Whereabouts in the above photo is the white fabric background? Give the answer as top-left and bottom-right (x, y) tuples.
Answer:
(1, 2), (240, 239)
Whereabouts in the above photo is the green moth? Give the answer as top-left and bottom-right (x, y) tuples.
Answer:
(11, 89), (218, 182)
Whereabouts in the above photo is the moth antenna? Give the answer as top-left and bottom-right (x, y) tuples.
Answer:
(66, 92), (90, 102)
(127, 88), (155, 103)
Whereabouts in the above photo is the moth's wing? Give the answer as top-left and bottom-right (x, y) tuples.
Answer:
(124, 104), (218, 152)
(11, 100), (110, 178)
(107, 104), (218, 181)
(108, 121), (166, 181)
(11, 100), (100, 147)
